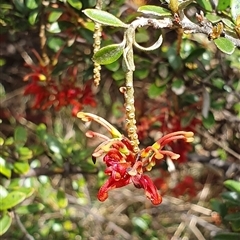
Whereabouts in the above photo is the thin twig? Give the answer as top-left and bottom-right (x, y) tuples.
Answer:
(14, 211), (35, 240)
(196, 129), (240, 160)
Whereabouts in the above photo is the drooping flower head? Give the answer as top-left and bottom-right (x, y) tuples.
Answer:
(77, 112), (194, 205)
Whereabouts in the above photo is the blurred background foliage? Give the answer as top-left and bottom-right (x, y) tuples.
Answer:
(0, 0), (240, 239)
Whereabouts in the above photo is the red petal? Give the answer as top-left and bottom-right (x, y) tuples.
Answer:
(132, 174), (162, 205)
(97, 176), (131, 202)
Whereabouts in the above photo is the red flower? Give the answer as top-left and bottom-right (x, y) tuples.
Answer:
(172, 176), (197, 198)
(23, 51), (96, 115)
(78, 112), (194, 205)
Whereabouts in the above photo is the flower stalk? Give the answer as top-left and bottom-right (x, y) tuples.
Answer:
(122, 27), (140, 153)
(93, 0), (103, 86)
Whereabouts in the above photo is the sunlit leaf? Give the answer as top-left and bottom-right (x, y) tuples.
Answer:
(0, 214), (12, 236)
(0, 157), (11, 178)
(214, 37), (236, 54)
(48, 10), (63, 22)
(57, 189), (68, 208)
(28, 9), (38, 25)
(196, 0), (213, 11)
(13, 187), (35, 198)
(25, 0), (39, 9)
(13, 162), (30, 174)
(83, 9), (128, 28)
(137, 5), (171, 17)
(67, 0), (82, 10)
(0, 191), (26, 210)
(217, 0), (230, 11)
(224, 180), (240, 193)
(93, 43), (124, 65)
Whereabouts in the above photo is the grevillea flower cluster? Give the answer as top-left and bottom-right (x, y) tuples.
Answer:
(77, 112), (194, 205)
(24, 50), (96, 116)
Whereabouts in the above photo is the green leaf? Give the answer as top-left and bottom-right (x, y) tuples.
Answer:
(36, 123), (47, 140)
(48, 22), (61, 33)
(48, 10), (63, 22)
(206, 13), (221, 23)
(57, 189), (68, 208)
(17, 148), (33, 162)
(203, 111), (215, 129)
(5, 137), (14, 145)
(148, 83), (166, 98)
(214, 37), (236, 54)
(12, 187), (35, 198)
(167, 47), (183, 70)
(12, 0), (27, 13)
(16, 203), (44, 214)
(112, 69), (125, 81)
(224, 212), (240, 221)
(196, 0), (213, 11)
(217, 0), (230, 11)
(224, 180), (240, 193)
(222, 18), (235, 28)
(210, 199), (228, 216)
(93, 43), (124, 65)
(0, 157), (11, 178)
(213, 232), (240, 240)
(231, 0), (240, 22)
(28, 9), (38, 25)
(13, 162), (30, 174)
(83, 9), (128, 28)
(0, 191), (26, 210)
(67, 0), (82, 10)
(25, 0), (39, 9)
(105, 61), (120, 71)
(137, 5), (172, 17)
(221, 191), (240, 206)
(47, 37), (64, 52)
(134, 68), (149, 79)
(132, 217), (148, 231)
(14, 126), (27, 148)
(0, 214), (12, 236)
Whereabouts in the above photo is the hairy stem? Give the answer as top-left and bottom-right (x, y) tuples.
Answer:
(122, 27), (140, 153)
(93, 0), (103, 86)
(39, 2), (49, 65)
(124, 71), (139, 153)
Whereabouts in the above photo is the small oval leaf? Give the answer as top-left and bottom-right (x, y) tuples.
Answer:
(14, 126), (27, 148)
(67, 0), (82, 10)
(0, 214), (12, 236)
(138, 5), (172, 17)
(214, 37), (236, 54)
(0, 191), (26, 210)
(83, 9), (128, 28)
(93, 43), (124, 65)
